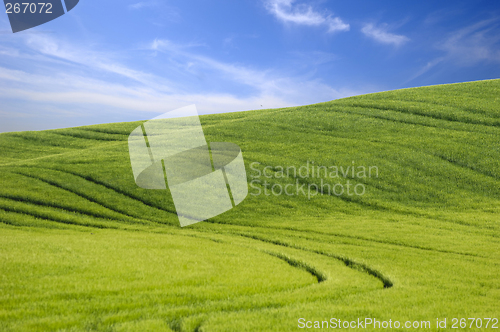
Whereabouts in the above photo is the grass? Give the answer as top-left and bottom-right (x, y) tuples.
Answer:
(0, 79), (499, 331)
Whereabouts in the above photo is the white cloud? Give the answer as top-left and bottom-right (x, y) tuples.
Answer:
(0, 68), (287, 114)
(128, 1), (158, 10)
(404, 57), (446, 84)
(438, 19), (500, 65)
(361, 23), (409, 47)
(127, 1), (180, 24)
(23, 34), (176, 93)
(264, 0), (349, 33)
(151, 39), (269, 90)
(149, 38), (359, 104)
(0, 34), (365, 132)
(408, 19), (500, 83)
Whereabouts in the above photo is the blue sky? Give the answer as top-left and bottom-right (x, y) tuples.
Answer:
(0, 0), (499, 132)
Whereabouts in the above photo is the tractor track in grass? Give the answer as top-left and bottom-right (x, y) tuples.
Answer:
(77, 127), (132, 136)
(180, 230), (386, 291)
(331, 106), (500, 136)
(162, 232), (384, 332)
(0, 206), (117, 229)
(161, 237), (386, 332)
(49, 131), (122, 142)
(11, 159), (414, 252)
(11, 170), (150, 223)
(0, 194), (147, 225)
(11, 166), (177, 221)
(168, 231), (383, 291)
(230, 231), (393, 288)
(247, 159), (497, 231)
(2, 163), (482, 259)
(341, 106), (500, 135)
(39, 166), (178, 216)
(394, 95), (500, 118)
(0, 141), (123, 167)
(273, 225), (481, 257)
(432, 153), (500, 181)
(259, 251), (327, 283)
(160, 230), (329, 285)
(344, 102), (500, 128)
(202, 219), (479, 257)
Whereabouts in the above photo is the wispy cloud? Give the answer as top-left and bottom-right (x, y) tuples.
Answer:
(127, 1), (180, 24)
(438, 19), (500, 65)
(0, 34), (363, 131)
(408, 19), (500, 82)
(128, 1), (158, 10)
(22, 34), (175, 92)
(361, 23), (409, 46)
(405, 57), (446, 84)
(150, 38), (357, 103)
(264, 0), (349, 33)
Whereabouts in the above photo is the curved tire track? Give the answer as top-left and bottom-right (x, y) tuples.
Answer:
(12, 170), (149, 224)
(40, 166), (178, 216)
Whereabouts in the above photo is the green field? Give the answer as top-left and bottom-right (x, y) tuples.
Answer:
(0, 80), (499, 331)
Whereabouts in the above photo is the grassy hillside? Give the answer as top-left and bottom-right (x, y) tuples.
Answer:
(0, 79), (499, 331)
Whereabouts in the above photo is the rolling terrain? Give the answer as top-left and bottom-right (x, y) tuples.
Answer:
(0, 79), (499, 331)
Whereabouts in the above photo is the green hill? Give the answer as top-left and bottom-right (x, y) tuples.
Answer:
(0, 79), (499, 331)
